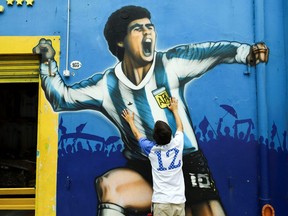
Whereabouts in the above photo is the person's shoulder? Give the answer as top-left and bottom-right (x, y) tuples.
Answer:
(173, 131), (184, 144)
(139, 137), (154, 147)
(165, 44), (191, 59)
(104, 67), (117, 76)
(175, 130), (184, 136)
(89, 67), (115, 81)
(139, 138), (156, 156)
(139, 136), (148, 142)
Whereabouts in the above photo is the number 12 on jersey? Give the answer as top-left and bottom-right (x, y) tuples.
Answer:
(154, 147), (181, 171)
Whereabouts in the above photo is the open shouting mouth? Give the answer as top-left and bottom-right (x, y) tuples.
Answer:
(142, 38), (152, 57)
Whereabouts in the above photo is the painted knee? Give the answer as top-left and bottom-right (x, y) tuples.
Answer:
(98, 203), (126, 216)
(95, 176), (105, 201)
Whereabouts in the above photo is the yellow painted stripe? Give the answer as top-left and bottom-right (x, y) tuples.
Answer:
(0, 198), (35, 210)
(0, 36), (60, 216)
(0, 54), (40, 82)
(0, 188), (35, 195)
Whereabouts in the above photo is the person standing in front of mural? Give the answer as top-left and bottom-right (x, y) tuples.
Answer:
(32, 5), (269, 216)
(122, 97), (186, 216)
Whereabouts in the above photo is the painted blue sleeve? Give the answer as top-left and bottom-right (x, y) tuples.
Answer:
(165, 41), (251, 83)
(40, 61), (105, 111)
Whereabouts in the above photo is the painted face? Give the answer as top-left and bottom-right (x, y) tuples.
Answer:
(122, 18), (156, 65)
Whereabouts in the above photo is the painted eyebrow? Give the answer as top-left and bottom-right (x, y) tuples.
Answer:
(128, 23), (154, 31)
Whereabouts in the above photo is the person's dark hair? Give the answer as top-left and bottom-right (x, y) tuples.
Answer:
(104, 5), (151, 61)
(153, 120), (172, 145)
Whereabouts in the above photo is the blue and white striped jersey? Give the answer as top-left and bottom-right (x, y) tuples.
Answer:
(40, 41), (251, 160)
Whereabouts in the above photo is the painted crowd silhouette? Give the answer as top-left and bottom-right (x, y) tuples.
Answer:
(58, 117), (124, 158)
(56, 104), (287, 216)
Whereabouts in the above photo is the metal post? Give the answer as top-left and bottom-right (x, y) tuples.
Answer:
(254, 0), (271, 210)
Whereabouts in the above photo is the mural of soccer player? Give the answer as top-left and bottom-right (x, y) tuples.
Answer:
(32, 5), (269, 216)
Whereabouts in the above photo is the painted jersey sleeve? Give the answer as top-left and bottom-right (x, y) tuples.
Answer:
(40, 60), (105, 112)
(164, 41), (251, 84)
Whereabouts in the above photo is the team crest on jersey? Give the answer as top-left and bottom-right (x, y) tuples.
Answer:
(152, 87), (170, 109)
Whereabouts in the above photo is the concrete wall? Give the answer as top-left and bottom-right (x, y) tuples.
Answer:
(0, 0), (287, 215)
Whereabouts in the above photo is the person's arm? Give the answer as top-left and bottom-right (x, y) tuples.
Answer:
(121, 109), (144, 141)
(217, 118), (223, 137)
(32, 38), (104, 112)
(168, 97), (183, 132)
(168, 41), (269, 84)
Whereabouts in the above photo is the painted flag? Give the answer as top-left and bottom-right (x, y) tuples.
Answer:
(59, 117), (67, 135)
(76, 123), (87, 133)
(199, 116), (209, 136)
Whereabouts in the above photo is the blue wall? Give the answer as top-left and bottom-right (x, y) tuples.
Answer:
(1, 0), (287, 215)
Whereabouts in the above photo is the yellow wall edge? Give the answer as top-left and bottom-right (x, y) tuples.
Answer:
(0, 36), (60, 216)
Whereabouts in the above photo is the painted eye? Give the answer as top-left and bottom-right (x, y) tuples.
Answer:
(134, 27), (142, 32)
(146, 24), (155, 31)
(148, 26), (154, 30)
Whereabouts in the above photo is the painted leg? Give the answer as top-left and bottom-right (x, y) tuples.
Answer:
(95, 168), (153, 215)
(188, 200), (225, 216)
(98, 203), (126, 216)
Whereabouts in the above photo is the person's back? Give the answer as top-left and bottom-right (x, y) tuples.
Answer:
(144, 124), (185, 204)
(122, 97), (185, 216)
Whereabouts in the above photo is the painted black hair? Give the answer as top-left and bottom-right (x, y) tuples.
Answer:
(153, 120), (172, 145)
(104, 5), (151, 61)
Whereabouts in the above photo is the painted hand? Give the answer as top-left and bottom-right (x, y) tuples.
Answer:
(32, 38), (56, 63)
(247, 42), (269, 65)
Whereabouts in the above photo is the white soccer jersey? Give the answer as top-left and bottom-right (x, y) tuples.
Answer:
(40, 41), (250, 160)
(139, 131), (186, 204)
